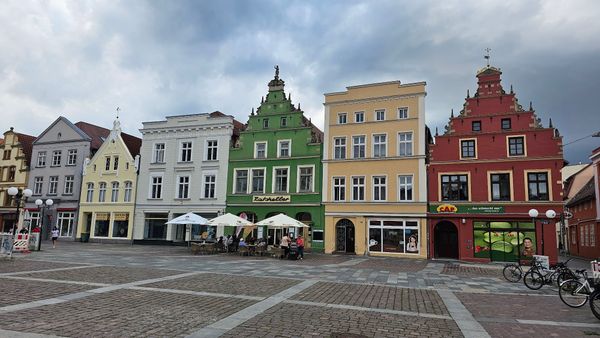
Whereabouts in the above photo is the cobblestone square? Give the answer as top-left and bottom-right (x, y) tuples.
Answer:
(0, 278), (97, 307)
(0, 259), (85, 274)
(18, 265), (185, 284)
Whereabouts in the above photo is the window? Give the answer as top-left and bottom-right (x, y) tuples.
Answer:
(398, 175), (413, 201)
(86, 183), (94, 202)
(263, 118), (269, 129)
(508, 136), (525, 156)
(28, 212), (40, 229)
(112, 213), (129, 238)
(48, 176), (59, 195)
(57, 212), (75, 237)
(333, 177), (346, 201)
(373, 176), (387, 201)
(206, 140), (218, 161)
(591, 225), (596, 247)
(251, 169), (265, 193)
(298, 166), (313, 192)
(8, 166), (16, 181)
(491, 173), (511, 201)
(280, 117), (288, 127)
(180, 142), (192, 162)
(177, 176), (190, 199)
(98, 182), (107, 202)
(255, 142), (267, 159)
(375, 110), (385, 121)
(368, 220), (419, 254)
(472, 121), (481, 132)
(373, 134), (387, 158)
(398, 132), (413, 156)
(398, 107), (408, 119)
(34, 177), (43, 195)
(527, 172), (549, 201)
(352, 176), (365, 201)
(461, 140), (476, 158)
(235, 169), (248, 194)
(63, 175), (74, 195)
(150, 175), (163, 199)
(355, 111), (364, 123)
(105, 157), (111, 171)
(153, 143), (165, 163)
(274, 168), (289, 193)
(52, 150), (61, 166)
(278, 140), (290, 158)
(441, 174), (469, 201)
(333, 137), (346, 159)
(338, 113), (347, 124)
(37, 151), (46, 167)
(111, 182), (119, 202)
(203, 174), (216, 198)
(352, 135), (365, 159)
(501, 118), (511, 130)
(94, 213), (110, 237)
(113, 156), (119, 170)
(2, 150), (10, 160)
(124, 181), (133, 202)
(67, 149), (77, 166)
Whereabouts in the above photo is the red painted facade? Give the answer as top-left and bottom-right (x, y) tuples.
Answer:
(428, 65), (564, 264)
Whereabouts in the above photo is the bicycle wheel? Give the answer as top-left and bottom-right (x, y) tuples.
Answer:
(524, 270), (544, 290)
(589, 290), (600, 320)
(557, 270), (576, 287)
(559, 280), (588, 308)
(503, 264), (522, 283)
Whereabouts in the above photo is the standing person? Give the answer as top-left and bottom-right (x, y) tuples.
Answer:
(51, 226), (59, 248)
(297, 235), (305, 260)
(280, 233), (290, 259)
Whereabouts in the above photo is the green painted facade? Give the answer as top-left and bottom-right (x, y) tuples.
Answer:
(226, 68), (324, 252)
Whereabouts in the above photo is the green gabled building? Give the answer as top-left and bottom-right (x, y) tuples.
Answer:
(226, 67), (324, 252)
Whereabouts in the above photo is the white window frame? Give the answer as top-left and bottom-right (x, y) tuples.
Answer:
(67, 149), (77, 166)
(48, 176), (59, 195)
(234, 169), (249, 194)
(397, 175), (414, 202)
(153, 143), (166, 163)
(398, 107), (409, 119)
(397, 131), (414, 157)
(372, 133), (387, 158)
(375, 109), (385, 121)
(280, 116), (288, 127)
(37, 151), (46, 167)
(332, 176), (346, 201)
(205, 139), (218, 161)
(333, 137), (346, 160)
(254, 141), (267, 159)
(251, 168), (266, 194)
(98, 182), (107, 202)
(338, 113), (347, 124)
(202, 173), (217, 199)
(297, 165), (315, 193)
(351, 176), (365, 201)
(34, 177), (43, 195)
(179, 141), (193, 162)
(277, 139), (291, 158)
(63, 175), (74, 195)
(372, 175), (387, 201)
(354, 111), (364, 123)
(85, 183), (94, 203)
(176, 175), (190, 199)
(124, 181), (133, 202)
(149, 174), (164, 199)
(111, 182), (119, 202)
(56, 211), (75, 237)
(272, 166), (290, 193)
(113, 156), (119, 171)
(352, 135), (366, 159)
(51, 150), (61, 166)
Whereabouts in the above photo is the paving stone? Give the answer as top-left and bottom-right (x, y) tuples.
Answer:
(0, 259), (86, 274)
(442, 264), (502, 278)
(18, 266), (184, 284)
(481, 322), (600, 338)
(0, 279), (96, 307)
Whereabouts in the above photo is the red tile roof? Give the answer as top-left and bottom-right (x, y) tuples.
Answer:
(74, 121), (141, 156)
(15, 133), (36, 166)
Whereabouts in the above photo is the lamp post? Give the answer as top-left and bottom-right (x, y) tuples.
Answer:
(35, 198), (53, 251)
(528, 208), (556, 256)
(7, 187), (33, 238)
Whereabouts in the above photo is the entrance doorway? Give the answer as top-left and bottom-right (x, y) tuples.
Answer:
(434, 221), (459, 259)
(335, 219), (355, 254)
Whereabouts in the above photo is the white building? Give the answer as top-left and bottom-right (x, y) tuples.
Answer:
(133, 112), (241, 243)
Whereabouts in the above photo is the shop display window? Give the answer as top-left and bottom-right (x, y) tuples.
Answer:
(368, 219), (419, 254)
(473, 221), (536, 262)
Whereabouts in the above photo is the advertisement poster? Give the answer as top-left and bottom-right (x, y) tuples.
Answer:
(473, 221), (536, 262)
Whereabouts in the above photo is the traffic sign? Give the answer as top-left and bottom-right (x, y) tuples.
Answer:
(563, 211), (573, 219)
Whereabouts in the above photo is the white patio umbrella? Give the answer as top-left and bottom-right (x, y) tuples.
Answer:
(255, 213), (309, 228)
(165, 212), (209, 225)
(207, 213), (254, 227)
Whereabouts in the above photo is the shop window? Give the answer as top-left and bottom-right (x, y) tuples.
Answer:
(94, 213), (110, 237)
(144, 213), (168, 239)
(527, 172), (549, 201)
(441, 174), (469, 201)
(490, 173), (511, 201)
(112, 213), (129, 237)
(368, 219), (419, 254)
(473, 221), (536, 262)
(57, 212), (75, 237)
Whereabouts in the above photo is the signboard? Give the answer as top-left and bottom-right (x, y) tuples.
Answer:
(429, 204), (505, 214)
(252, 195), (291, 203)
(95, 213), (109, 221)
(113, 213), (129, 221)
(533, 255), (550, 269)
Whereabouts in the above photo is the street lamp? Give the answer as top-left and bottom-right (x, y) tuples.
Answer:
(35, 198), (53, 251)
(7, 187), (33, 238)
(528, 208), (556, 256)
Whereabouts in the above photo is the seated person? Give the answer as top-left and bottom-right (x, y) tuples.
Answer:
(239, 238), (247, 247)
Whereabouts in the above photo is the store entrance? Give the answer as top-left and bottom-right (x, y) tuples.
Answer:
(434, 221), (459, 259)
(335, 219), (355, 254)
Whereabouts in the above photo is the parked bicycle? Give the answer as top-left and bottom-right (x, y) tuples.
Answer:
(523, 258), (573, 290)
(558, 269), (594, 308)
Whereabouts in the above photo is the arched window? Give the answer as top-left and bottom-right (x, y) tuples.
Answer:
(124, 181), (133, 202)
(111, 182), (119, 202)
(98, 182), (107, 202)
(86, 183), (94, 202)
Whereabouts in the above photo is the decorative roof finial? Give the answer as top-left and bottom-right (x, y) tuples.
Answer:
(510, 84), (513, 94)
(450, 109), (454, 118)
(549, 118), (553, 128)
(116, 107), (120, 119)
(484, 47), (491, 67)
(467, 89), (470, 98)
(298, 102), (301, 110)
(435, 127), (439, 136)
(261, 96), (264, 103)
(529, 101), (533, 111)
(251, 107), (255, 116)
(274, 65), (280, 80)
(289, 92), (292, 101)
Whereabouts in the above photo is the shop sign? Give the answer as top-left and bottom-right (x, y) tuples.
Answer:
(430, 204), (505, 214)
(252, 195), (291, 203)
(114, 213), (129, 221)
(95, 213), (110, 221)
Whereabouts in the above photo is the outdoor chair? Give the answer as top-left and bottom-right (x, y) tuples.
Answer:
(255, 245), (267, 256)
(204, 243), (216, 255)
(239, 246), (249, 256)
(191, 243), (202, 255)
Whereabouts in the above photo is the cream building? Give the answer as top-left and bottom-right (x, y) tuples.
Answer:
(76, 118), (141, 242)
(323, 81), (429, 258)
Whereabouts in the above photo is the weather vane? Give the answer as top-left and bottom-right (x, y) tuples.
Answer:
(484, 48), (491, 67)
(116, 107), (120, 119)
(274, 65), (279, 80)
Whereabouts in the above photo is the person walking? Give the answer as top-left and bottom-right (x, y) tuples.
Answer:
(280, 233), (290, 259)
(51, 226), (59, 248)
(297, 235), (305, 260)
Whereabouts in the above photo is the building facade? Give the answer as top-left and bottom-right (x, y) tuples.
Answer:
(24, 117), (112, 239)
(322, 81), (428, 258)
(76, 118), (141, 242)
(134, 112), (239, 243)
(428, 65), (563, 263)
(0, 128), (35, 232)
(226, 68), (324, 251)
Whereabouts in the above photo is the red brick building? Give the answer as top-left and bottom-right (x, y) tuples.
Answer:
(567, 147), (600, 259)
(428, 65), (564, 263)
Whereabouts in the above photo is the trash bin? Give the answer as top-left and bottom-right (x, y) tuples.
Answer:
(81, 233), (90, 243)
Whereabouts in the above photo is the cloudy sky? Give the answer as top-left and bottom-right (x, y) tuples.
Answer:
(1, 0), (599, 163)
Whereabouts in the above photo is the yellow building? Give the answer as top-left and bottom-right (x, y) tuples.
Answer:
(76, 119), (141, 242)
(323, 81), (429, 258)
(0, 128), (35, 232)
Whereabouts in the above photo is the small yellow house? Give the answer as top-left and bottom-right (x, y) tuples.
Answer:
(323, 81), (429, 258)
(76, 118), (141, 242)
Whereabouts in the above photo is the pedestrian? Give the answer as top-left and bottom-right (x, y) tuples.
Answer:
(280, 233), (290, 259)
(297, 235), (305, 260)
(51, 226), (59, 248)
